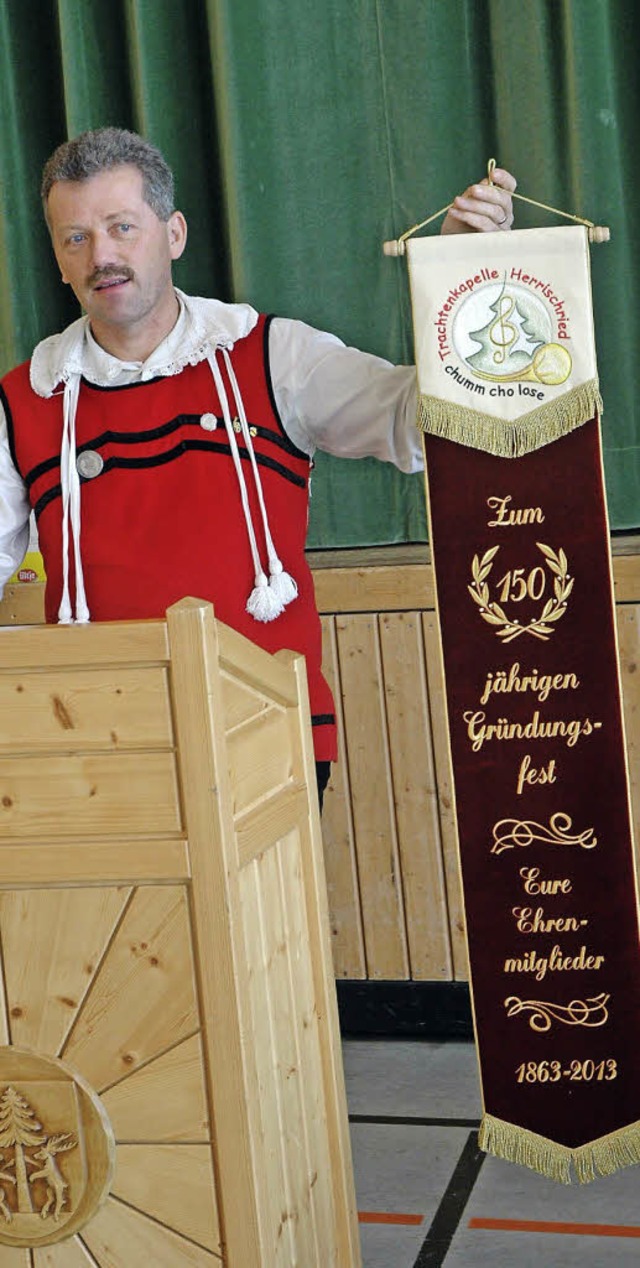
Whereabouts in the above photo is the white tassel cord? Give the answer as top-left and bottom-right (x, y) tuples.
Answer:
(206, 351), (284, 622)
(58, 376), (90, 624)
(223, 348), (298, 608)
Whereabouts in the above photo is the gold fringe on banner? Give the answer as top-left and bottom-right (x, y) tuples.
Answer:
(573, 1121), (640, 1183)
(418, 378), (602, 458)
(479, 1114), (573, 1185)
(479, 1113), (640, 1184)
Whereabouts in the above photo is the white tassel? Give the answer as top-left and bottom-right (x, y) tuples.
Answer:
(269, 558), (298, 605)
(223, 348), (299, 613)
(57, 596), (73, 625)
(207, 351), (287, 623)
(57, 374), (92, 624)
(246, 572), (285, 622)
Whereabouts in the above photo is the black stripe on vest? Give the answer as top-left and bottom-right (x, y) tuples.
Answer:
(263, 315), (312, 464)
(31, 439), (307, 520)
(0, 382), (19, 474)
(23, 414), (308, 490)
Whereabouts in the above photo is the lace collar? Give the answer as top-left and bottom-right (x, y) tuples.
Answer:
(29, 289), (259, 397)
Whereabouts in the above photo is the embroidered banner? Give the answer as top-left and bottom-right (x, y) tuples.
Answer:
(406, 227), (640, 1183)
(409, 225), (601, 457)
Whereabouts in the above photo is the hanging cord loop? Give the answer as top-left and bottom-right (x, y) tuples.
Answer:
(383, 157), (610, 255)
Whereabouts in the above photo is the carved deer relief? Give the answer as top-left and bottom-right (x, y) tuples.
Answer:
(26, 1134), (77, 1221)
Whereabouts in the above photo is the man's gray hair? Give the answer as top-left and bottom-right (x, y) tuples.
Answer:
(41, 127), (175, 221)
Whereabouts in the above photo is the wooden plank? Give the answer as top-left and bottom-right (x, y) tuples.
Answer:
(2, 542), (639, 630)
(0, 838), (190, 886)
(0, 1250), (32, 1266)
(319, 616), (366, 980)
(216, 621), (298, 706)
(34, 1238), (96, 1266)
(0, 886), (131, 1056)
(0, 752), (182, 838)
(235, 784), (308, 868)
(221, 670), (270, 732)
(62, 885), (199, 1091)
(0, 581), (44, 625)
(422, 614), (469, 980)
(278, 833), (337, 1263)
(284, 652), (362, 1267)
(112, 1144), (221, 1254)
(0, 666), (174, 752)
(258, 840), (323, 1266)
(101, 1033), (209, 1142)
(379, 613), (453, 979)
(0, 619), (169, 668)
(335, 614), (409, 979)
(617, 604), (640, 856)
(239, 855), (295, 1264)
(0, 950), (9, 1046)
(82, 1196), (221, 1266)
(166, 598), (262, 1263)
(613, 553), (640, 604)
(313, 564), (435, 614)
(226, 707), (293, 817)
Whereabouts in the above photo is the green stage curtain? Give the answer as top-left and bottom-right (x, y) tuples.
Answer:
(0, 0), (637, 544)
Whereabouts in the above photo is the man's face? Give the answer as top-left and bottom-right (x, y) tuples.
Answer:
(47, 165), (186, 343)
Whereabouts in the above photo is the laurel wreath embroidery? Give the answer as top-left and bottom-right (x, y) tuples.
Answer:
(468, 542), (573, 641)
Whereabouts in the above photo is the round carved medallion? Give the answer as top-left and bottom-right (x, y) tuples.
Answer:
(0, 1046), (114, 1248)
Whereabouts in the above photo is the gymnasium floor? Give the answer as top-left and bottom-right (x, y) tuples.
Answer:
(344, 1039), (640, 1267)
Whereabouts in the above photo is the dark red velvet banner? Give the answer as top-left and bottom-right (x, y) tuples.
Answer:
(424, 416), (640, 1182)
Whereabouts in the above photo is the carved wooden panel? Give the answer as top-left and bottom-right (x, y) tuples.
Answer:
(0, 886), (221, 1261)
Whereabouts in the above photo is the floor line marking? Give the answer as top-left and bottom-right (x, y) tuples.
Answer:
(359, 1211), (424, 1226)
(470, 1217), (640, 1239)
(413, 1130), (486, 1267)
(349, 1114), (480, 1128)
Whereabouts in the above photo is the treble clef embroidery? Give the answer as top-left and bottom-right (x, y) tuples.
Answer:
(489, 293), (517, 364)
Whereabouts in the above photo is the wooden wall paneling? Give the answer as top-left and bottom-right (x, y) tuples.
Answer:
(422, 613), (470, 981)
(319, 616), (366, 979)
(613, 555), (640, 603)
(378, 612), (453, 980)
(616, 603), (640, 858)
(312, 564), (434, 615)
(334, 614), (409, 979)
(0, 581), (44, 625)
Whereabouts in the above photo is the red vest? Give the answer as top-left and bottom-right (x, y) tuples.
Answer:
(2, 315), (337, 759)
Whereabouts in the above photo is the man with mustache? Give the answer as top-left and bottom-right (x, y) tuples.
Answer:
(0, 128), (515, 802)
